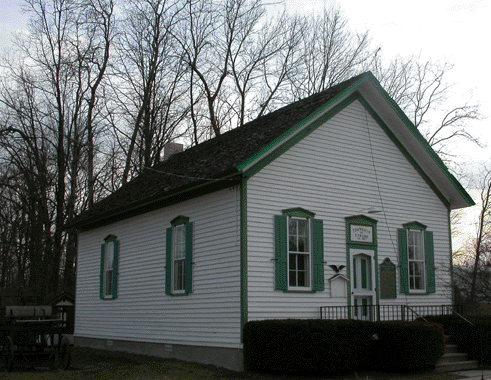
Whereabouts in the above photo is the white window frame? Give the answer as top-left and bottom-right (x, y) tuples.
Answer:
(407, 229), (426, 292)
(172, 224), (186, 294)
(287, 217), (312, 290)
(103, 241), (115, 299)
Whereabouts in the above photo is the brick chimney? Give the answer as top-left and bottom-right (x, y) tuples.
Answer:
(163, 141), (183, 161)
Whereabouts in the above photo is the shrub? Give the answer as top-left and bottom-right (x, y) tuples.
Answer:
(370, 321), (444, 372)
(243, 319), (444, 375)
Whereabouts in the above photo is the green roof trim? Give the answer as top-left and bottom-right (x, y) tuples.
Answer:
(238, 71), (473, 209)
(356, 95), (451, 209)
(241, 93), (360, 178)
(237, 75), (368, 174)
(364, 73), (475, 207)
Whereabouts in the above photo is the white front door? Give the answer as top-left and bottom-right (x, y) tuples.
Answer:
(351, 249), (376, 321)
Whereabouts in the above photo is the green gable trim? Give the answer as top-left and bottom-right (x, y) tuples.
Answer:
(282, 207), (316, 219)
(171, 215), (190, 226)
(241, 93), (359, 178)
(240, 88), (453, 210)
(237, 77), (367, 175)
(240, 180), (248, 342)
(403, 221), (427, 230)
(365, 73), (474, 208)
(356, 95), (452, 209)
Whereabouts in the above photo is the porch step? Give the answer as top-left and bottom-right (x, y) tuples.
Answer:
(436, 339), (479, 372)
(444, 344), (459, 353)
(436, 360), (479, 372)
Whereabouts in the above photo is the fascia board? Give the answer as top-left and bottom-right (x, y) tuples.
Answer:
(358, 74), (475, 210)
(236, 75), (369, 175)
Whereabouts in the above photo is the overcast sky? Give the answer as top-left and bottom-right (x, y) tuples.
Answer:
(2, 0), (488, 164)
(280, 0), (490, 164)
(0, 0), (488, 253)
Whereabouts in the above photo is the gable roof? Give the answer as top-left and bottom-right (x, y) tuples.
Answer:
(72, 72), (473, 229)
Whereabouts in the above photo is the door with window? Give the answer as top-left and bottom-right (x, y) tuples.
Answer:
(351, 250), (375, 321)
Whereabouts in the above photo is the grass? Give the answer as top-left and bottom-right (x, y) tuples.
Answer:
(0, 346), (469, 380)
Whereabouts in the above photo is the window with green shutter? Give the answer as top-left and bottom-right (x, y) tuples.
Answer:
(274, 208), (324, 292)
(166, 216), (193, 295)
(100, 235), (119, 300)
(398, 222), (435, 294)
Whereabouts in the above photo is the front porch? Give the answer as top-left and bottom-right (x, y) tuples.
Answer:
(320, 304), (464, 322)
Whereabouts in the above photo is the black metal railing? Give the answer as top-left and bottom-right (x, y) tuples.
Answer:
(320, 304), (464, 322)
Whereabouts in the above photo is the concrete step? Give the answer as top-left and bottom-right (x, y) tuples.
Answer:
(439, 352), (468, 364)
(445, 344), (459, 353)
(436, 360), (479, 372)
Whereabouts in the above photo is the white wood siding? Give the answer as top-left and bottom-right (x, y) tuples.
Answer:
(75, 186), (242, 348)
(247, 100), (452, 321)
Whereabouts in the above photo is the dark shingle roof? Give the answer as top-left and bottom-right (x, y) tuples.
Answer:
(73, 73), (367, 228)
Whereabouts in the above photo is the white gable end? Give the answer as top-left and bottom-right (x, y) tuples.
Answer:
(246, 99), (452, 321)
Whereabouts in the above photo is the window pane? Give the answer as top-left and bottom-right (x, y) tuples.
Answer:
(409, 262), (425, 290)
(298, 219), (308, 236)
(298, 271), (305, 287)
(414, 276), (423, 290)
(408, 246), (415, 260)
(174, 260), (185, 291)
(289, 236), (298, 252)
(289, 219), (297, 235)
(105, 270), (113, 295)
(173, 226), (186, 260)
(298, 237), (306, 252)
(289, 271), (296, 287)
(413, 246), (423, 260)
(105, 242), (114, 270)
(297, 255), (305, 270)
(289, 254), (296, 270)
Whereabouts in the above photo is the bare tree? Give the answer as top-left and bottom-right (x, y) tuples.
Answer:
(288, 7), (374, 100)
(175, 0), (266, 138)
(115, 0), (189, 184)
(372, 54), (482, 158)
(0, 0), (116, 296)
(230, 12), (305, 124)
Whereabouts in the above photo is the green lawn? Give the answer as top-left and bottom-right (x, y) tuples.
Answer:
(0, 346), (467, 380)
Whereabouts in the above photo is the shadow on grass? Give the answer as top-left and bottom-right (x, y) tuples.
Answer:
(0, 346), (468, 380)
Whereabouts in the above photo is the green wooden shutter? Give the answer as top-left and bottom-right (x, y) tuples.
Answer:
(425, 231), (435, 293)
(165, 227), (172, 295)
(274, 215), (287, 290)
(185, 222), (193, 293)
(112, 240), (119, 299)
(312, 218), (324, 291)
(398, 229), (409, 294)
(100, 244), (105, 299)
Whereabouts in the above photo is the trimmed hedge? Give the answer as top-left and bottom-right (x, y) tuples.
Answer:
(243, 319), (444, 375)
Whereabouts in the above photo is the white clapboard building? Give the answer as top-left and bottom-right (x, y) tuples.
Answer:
(71, 72), (474, 371)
